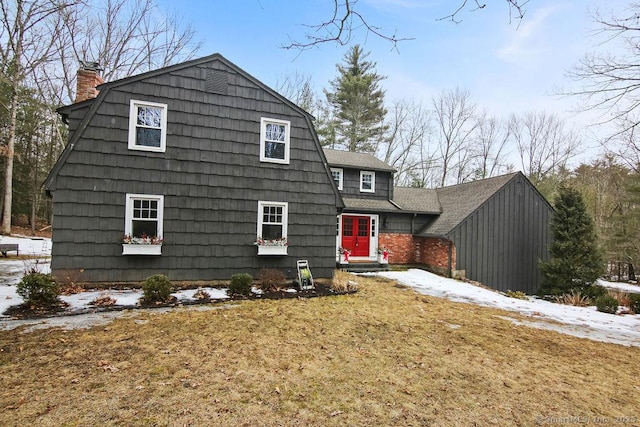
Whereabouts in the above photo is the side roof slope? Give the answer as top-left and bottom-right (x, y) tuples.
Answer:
(419, 172), (520, 236)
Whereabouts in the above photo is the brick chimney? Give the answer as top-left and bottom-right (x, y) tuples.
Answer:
(75, 61), (104, 103)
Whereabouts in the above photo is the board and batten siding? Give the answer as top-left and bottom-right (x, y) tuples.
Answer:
(50, 58), (338, 282)
(447, 175), (552, 294)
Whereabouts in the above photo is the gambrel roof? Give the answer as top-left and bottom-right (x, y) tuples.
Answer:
(46, 53), (342, 211)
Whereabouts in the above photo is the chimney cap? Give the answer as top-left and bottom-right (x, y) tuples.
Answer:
(79, 60), (103, 72)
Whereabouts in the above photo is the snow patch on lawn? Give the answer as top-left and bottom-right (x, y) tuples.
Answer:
(378, 269), (640, 347)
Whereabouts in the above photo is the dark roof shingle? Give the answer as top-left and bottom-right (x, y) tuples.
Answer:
(342, 197), (401, 212)
(323, 149), (396, 172)
(392, 187), (441, 214)
(419, 173), (519, 236)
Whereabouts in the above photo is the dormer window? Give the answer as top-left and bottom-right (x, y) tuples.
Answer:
(331, 168), (343, 190)
(360, 171), (375, 193)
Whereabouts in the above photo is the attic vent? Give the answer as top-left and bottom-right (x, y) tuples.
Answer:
(206, 69), (228, 94)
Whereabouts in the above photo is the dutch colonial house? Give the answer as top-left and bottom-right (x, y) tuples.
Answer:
(45, 54), (343, 283)
(325, 149), (553, 294)
(44, 52), (551, 293)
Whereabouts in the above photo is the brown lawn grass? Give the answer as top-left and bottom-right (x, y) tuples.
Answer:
(1, 275), (639, 426)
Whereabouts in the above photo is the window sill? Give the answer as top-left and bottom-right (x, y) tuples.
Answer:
(122, 244), (162, 255)
(257, 246), (288, 256)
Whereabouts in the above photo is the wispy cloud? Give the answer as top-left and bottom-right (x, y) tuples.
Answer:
(496, 4), (560, 61)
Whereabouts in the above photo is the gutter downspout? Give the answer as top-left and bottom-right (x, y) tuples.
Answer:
(447, 239), (453, 278)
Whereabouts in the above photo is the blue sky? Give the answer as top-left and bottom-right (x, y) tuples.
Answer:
(158, 0), (625, 164)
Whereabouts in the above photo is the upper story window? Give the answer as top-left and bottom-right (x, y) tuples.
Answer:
(125, 194), (164, 240)
(128, 100), (167, 152)
(331, 168), (343, 190)
(260, 118), (290, 164)
(360, 171), (375, 193)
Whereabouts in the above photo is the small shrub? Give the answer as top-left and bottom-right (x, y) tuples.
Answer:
(90, 295), (117, 306)
(553, 291), (590, 307)
(140, 274), (174, 304)
(505, 290), (528, 300)
(16, 271), (61, 307)
(629, 294), (640, 314)
(331, 270), (358, 293)
(257, 268), (286, 292)
(581, 284), (607, 300)
(595, 294), (619, 314)
(228, 273), (253, 296)
(607, 289), (630, 308)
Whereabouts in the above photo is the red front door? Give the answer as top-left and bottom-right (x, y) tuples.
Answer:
(341, 215), (370, 257)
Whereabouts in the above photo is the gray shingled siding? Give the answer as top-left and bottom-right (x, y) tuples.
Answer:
(448, 176), (551, 294)
(50, 59), (338, 282)
(379, 212), (433, 234)
(339, 168), (392, 200)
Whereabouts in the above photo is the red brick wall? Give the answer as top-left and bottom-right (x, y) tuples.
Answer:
(378, 233), (416, 264)
(416, 236), (456, 270)
(378, 233), (456, 274)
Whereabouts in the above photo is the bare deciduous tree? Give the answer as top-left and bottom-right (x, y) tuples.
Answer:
(509, 110), (579, 185)
(432, 87), (478, 186)
(567, 4), (640, 138)
(0, 0), (81, 234)
(275, 72), (316, 112)
(605, 114), (640, 173)
(44, 0), (201, 105)
(376, 99), (433, 185)
(282, 0), (529, 50)
(471, 111), (512, 179)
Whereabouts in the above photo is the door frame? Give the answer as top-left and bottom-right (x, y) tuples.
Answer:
(336, 213), (379, 261)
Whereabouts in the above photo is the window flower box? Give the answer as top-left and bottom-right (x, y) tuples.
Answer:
(122, 234), (163, 256)
(256, 237), (288, 256)
(122, 244), (162, 255)
(257, 245), (288, 256)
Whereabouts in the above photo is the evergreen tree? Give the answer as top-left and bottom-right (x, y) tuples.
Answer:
(323, 45), (387, 152)
(539, 186), (604, 296)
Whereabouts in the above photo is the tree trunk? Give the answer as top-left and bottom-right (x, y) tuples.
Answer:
(1, 78), (18, 235)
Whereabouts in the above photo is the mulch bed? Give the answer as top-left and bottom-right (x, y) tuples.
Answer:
(2, 280), (353, 320)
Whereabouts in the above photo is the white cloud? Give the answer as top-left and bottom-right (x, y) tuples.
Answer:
(496, 4), (560, 61)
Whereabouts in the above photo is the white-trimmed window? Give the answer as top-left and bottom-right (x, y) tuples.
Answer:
(128, 100), (167, 152)
(257, 201), (288, 255)
(360, 171), (375, 193)
(331, 168), (343, 190)
(260, 117), (290, 164)
(125, 194), (164, 240)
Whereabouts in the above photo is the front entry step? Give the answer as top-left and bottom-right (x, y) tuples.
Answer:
(337, 262), (390, 273)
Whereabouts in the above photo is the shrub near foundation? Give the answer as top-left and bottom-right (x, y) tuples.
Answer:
(140, 274), (174, 304)
(257, 268), (286, 292)
(331, 270), (358, 293)
(228, 273), (253, 296)
(16, 272), (61, 307)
